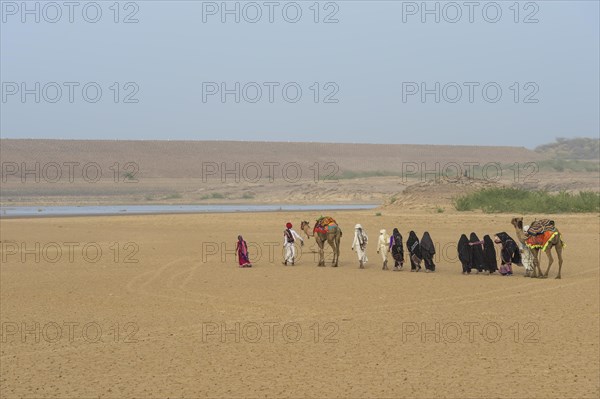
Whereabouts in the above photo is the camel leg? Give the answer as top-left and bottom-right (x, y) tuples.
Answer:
(543, 245), (554, 278)
(328, 236), (337, 267)
(333, 235), (340, 267)
(319, 248), (325, 266)
(536, 253), (545, 278)
(318, 239), (325, 266)
(555, 239), (564, 279)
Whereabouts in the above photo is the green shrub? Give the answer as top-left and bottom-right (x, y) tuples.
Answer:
(453, 188), (600, 213)
(536, 159), (599, 173)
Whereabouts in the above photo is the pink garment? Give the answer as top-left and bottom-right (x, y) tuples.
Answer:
(236, 237), (251, 267)
(499, 263), (513, 275)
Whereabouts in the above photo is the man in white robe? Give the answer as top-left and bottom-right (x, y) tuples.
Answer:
(376, 229), (389, 270)
(283, 222), (304, 266)
(351, 224), (368, 269)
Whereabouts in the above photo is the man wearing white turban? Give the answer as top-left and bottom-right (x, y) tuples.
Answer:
(352, 224), (368, 269)
(520, 224), (535, 276)
(377, 229), (389, 270)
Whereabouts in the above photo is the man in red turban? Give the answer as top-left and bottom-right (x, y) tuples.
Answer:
(283, 222), (303, 265)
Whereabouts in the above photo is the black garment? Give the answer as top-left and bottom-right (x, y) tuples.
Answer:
(284, 229), (294, 243)
(469, 232), (484, 272)
(495, 232), (522, 265)
(483, 235), (498, 273)
(420, 232), (436, 271)
(390, 228), (404, 267)
(406, 231), (422, 271)
(457, 234), (471, 273)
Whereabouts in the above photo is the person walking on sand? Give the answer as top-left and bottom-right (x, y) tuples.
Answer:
(377, 229), (390, 270)
(351, 224), (368, 269)
(389, 228), (404, 271)
(458, 234), (471, 274)
(236, 235), (252, 268)
(420, 232), (436, 273)
(483, 235), (498, 274)
(283, 222), (303, 266)
(406, 231), (422, 272)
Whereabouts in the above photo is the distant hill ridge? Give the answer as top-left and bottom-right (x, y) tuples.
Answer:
(1, 139), (544, 179)
(535, 137), (599, 160)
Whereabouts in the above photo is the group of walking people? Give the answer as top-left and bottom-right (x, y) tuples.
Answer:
(234, 221), (525, 275)
(352, 226), (436, 272)
(457, 232), (522, 276)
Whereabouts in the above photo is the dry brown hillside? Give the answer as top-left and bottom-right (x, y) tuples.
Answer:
(1, 139), (543, 179)
(6, 139), (597, 208)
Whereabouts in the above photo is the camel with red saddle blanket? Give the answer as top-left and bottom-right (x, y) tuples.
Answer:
(300, 217), (342, 267)
(511, 217), (565, 279)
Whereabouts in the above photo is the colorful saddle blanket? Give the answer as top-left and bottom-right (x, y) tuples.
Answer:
(526, 230), (558, 251)
(525, 219), (556, 237)
(314, 216), (338, 234)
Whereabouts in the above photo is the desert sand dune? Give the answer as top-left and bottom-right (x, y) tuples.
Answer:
(1, 210), (598, 398)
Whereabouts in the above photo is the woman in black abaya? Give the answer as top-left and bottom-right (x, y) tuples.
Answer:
(469, 232), (485, 273)
(420, 232), (436, 272)
(483, 234), (498, 274)
(494, 232), (521, 276)
(389, 228), (404, 271)
(406, 231), (422, 272)
(457, 234), (471, 274)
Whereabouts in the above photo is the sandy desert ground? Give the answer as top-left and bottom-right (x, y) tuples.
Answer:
(1, 209), (598, 398)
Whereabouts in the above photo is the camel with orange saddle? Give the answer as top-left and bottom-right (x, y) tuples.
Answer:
(300, 217), (342, 267)
(511, 217), (565, 279)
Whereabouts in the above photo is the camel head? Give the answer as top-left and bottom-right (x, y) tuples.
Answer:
(511, 217), (524, 230)
(300, 221), (312, 239)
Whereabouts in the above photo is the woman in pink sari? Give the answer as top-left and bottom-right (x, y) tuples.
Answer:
(236, 235), (252, 268)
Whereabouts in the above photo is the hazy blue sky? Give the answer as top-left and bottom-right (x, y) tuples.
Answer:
(1, 1), (598, 147)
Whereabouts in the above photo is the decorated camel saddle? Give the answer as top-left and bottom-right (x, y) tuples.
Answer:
(525, 219), (559, 251)
(314, 216), (338, 234)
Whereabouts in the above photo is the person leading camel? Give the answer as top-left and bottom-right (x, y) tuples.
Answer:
(283, 222), (303, 266)
(510, 217), (538, 277)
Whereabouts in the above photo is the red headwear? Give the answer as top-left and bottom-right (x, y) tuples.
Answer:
(286, 222), (292, 229)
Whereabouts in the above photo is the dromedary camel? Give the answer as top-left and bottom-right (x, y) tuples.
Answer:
(511, 217), (565, 279)
(300, 220), (342, 267)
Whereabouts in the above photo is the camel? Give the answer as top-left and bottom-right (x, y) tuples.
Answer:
(511, 217), (565, 279)
(300, 220), (342, 267)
